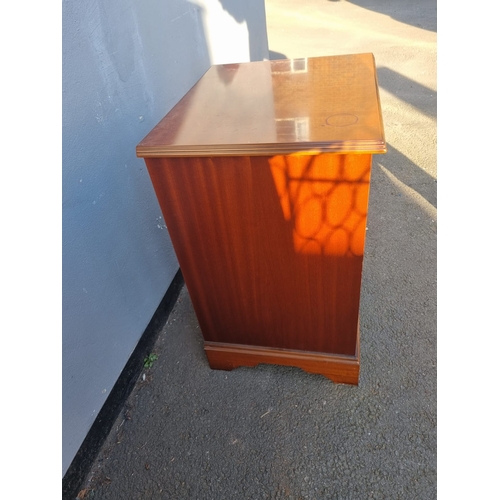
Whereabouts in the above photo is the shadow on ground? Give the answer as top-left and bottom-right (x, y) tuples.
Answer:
(334, 0), (437, 32)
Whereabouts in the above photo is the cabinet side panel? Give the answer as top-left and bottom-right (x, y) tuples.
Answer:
(145, 154), (371, 356)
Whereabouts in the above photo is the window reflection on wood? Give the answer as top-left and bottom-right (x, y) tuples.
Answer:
(275, 117), (310, 142)
(271, 58), (308, 74)
(269, 153), (371, 256)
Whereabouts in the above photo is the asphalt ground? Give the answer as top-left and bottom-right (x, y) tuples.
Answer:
(78, 1), (437, 498)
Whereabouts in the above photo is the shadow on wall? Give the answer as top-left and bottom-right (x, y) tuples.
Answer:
(337, 0), (437, 32)
(218, 0), (269, 60)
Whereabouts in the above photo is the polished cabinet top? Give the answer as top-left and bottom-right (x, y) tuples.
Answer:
(137, 53), (386, 157)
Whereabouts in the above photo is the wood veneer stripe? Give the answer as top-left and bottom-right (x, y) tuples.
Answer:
(137, 141), (387, 158)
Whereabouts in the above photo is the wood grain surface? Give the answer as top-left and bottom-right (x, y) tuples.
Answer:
(204, 340), (360, 385)
(137, 53), (385, 157)
(145, 153), (372, 357)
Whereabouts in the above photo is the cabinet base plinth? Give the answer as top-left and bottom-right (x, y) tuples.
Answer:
(204, 342), (360, 385)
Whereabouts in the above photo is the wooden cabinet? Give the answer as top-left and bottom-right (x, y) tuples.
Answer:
(137, 53), (386, 384)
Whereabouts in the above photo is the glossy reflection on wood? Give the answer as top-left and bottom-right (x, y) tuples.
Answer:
(138, 54), (386, 384)
(137, 53), (386, 157)
(146, 154), (369, 357)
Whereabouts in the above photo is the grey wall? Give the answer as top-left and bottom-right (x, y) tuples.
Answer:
(62, 0), (268, 477)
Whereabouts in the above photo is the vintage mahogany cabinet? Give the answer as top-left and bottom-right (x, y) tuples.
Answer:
(137, 53), (386, 385)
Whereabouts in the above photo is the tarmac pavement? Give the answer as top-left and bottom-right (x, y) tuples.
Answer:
(78, 0), (436, 498)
